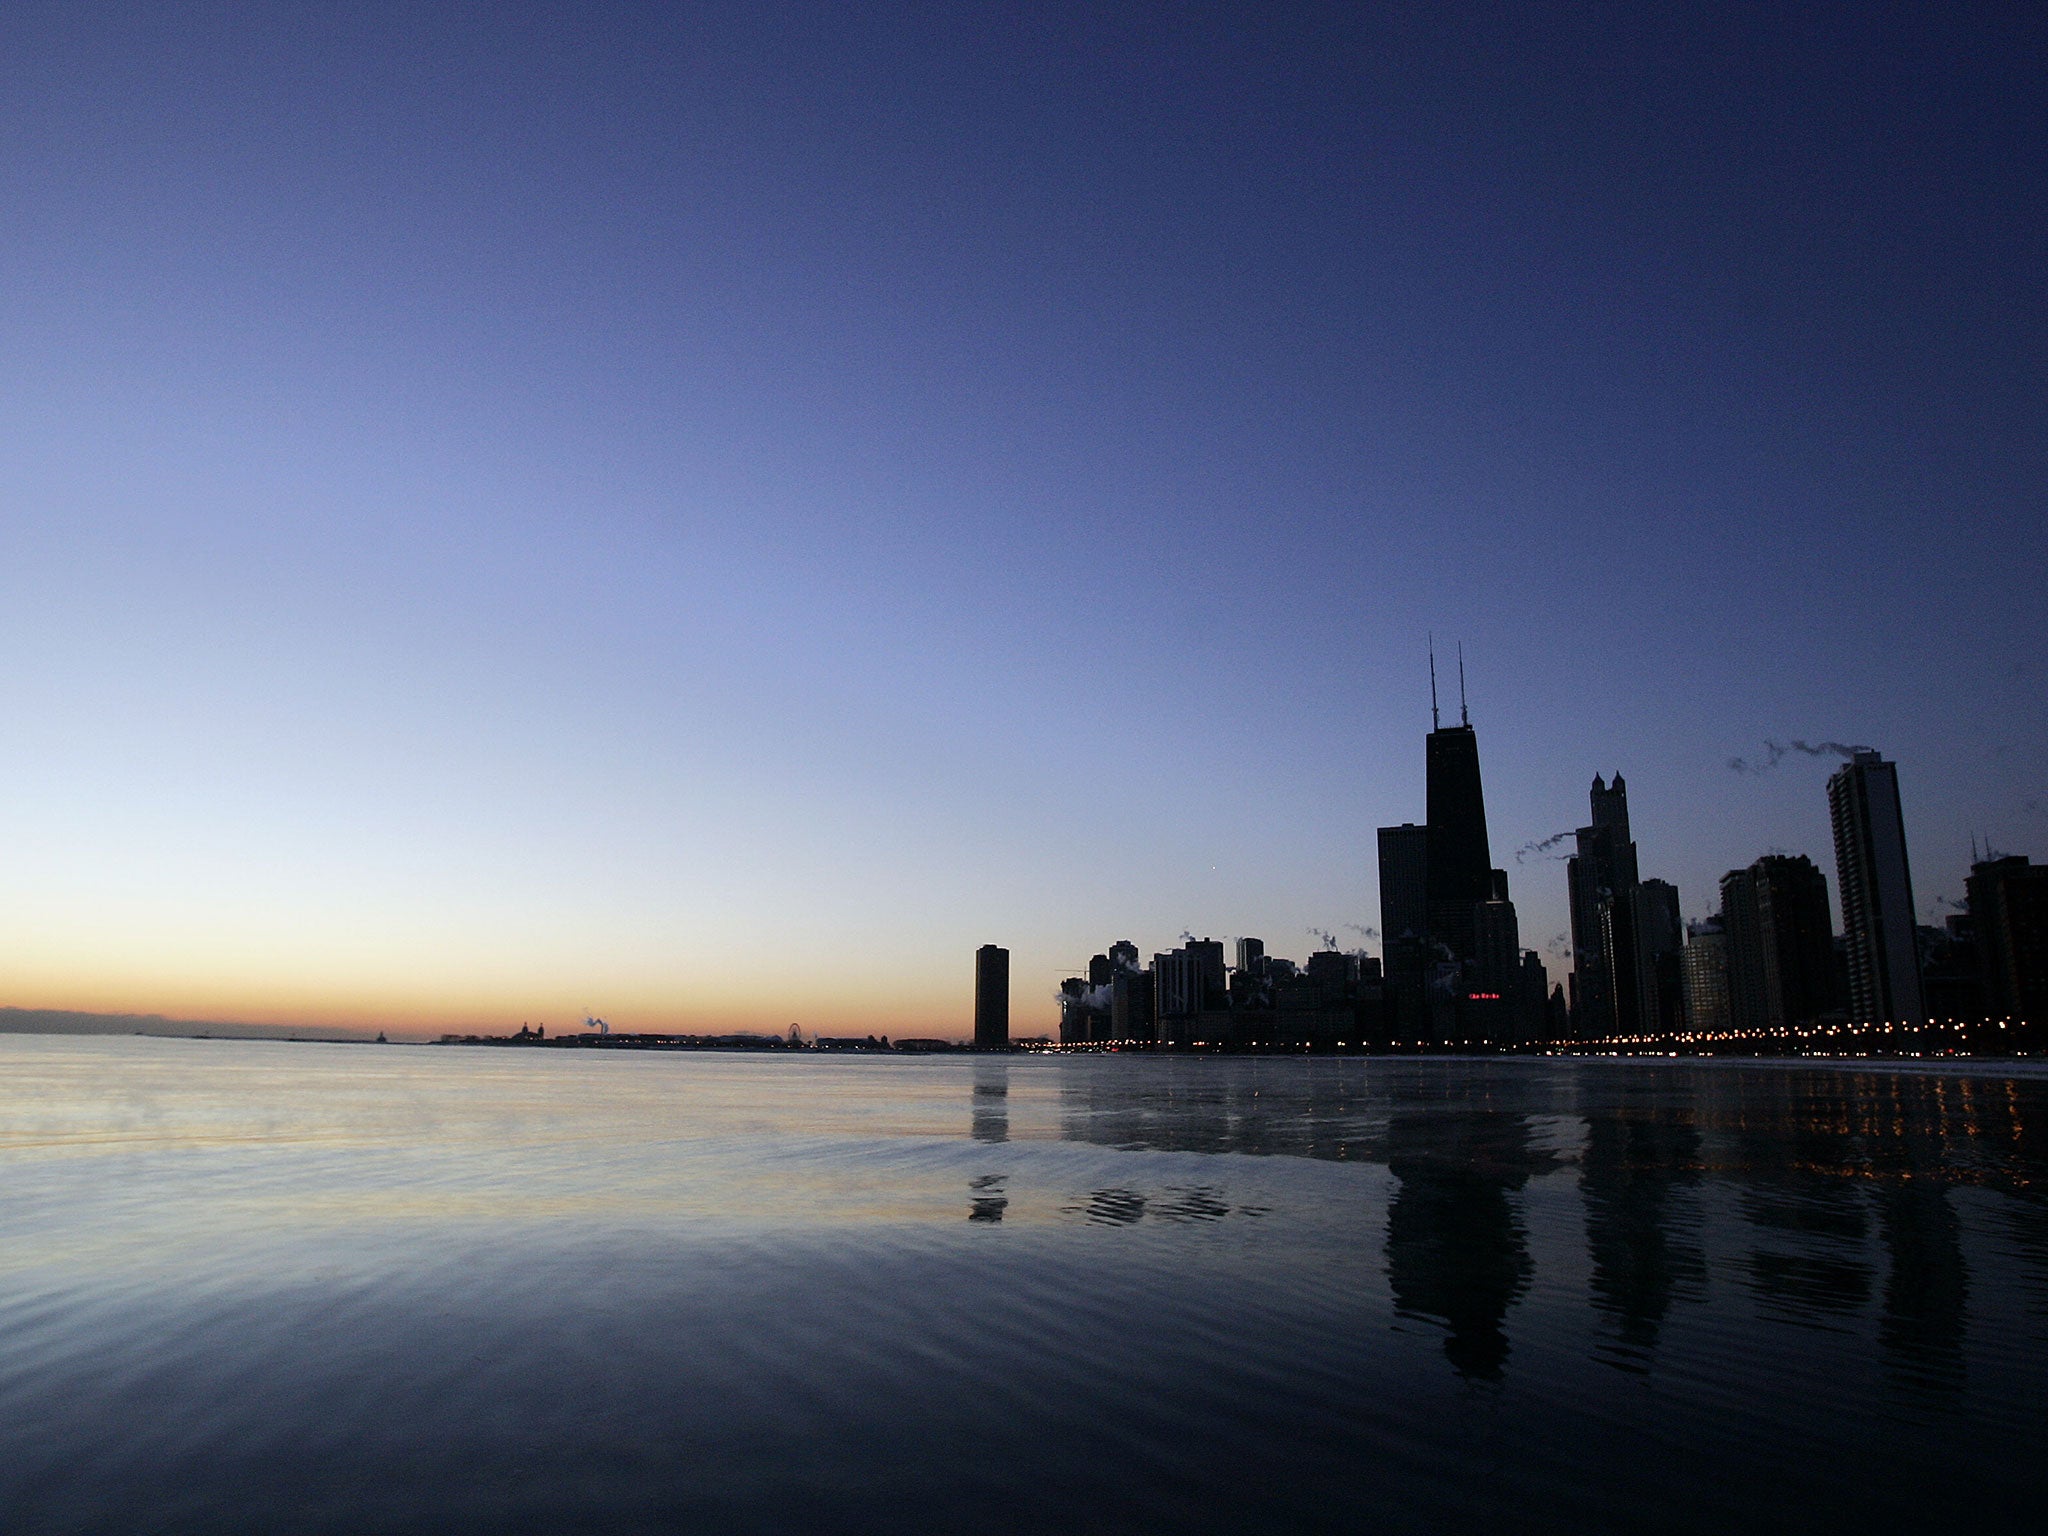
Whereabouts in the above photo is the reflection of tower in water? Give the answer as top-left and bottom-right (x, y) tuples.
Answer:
(967, 1063), (1011, 1220)
(1579, 1106), (1706, 1366)
(968, 1174), (1008, 1222)
(971, 1060), (1009, 1145)
(1054, 1057), (1380, 1160)
(1725, 1068), (1974, 1397)
(1876, 1178), (1966, 1394)
(1733, 1071), (1875, 1323)
(1385, 1090), (1540, 1381)
(1865, 1074), (1970, 1395)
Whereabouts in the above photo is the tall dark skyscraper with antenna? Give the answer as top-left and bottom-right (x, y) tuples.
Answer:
(1424, 645), (1496, 968)
(1378, 642), (1531, 1043)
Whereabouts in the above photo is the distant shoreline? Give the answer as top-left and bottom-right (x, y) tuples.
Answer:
(12, 1029), (2032, 1074)
(5, 1008), (2036, 1069)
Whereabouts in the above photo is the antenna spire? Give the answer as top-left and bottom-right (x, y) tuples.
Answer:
(1458, 641), (1468, 726)
(1428, 633), (1439, 730)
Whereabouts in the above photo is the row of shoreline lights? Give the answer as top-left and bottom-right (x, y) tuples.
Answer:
(1052, 1017), (2033, 1052)
(1561, 1018), (2028, 1050)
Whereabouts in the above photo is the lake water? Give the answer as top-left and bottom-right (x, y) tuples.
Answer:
(2, 1035), (2043, 1534)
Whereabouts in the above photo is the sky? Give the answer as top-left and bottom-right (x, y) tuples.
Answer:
(1, 1), (2043, 1038)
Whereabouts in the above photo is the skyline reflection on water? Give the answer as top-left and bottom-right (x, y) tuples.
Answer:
(2, 1036), (2044, 1533)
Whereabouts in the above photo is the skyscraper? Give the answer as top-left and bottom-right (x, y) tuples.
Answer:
(1377, 823), (1429, 947)
(1631, 878), (1684, 1036)
(1682, 919), (1731, 1036)
(973, 944), (1010, 1048)
(1380, 649), (1513, 1042)
(1186, 938), (1228, 1002)
(1425, 722), (1494, 965)
(1567, 774), (1640, 1039)
(1828, 751), (1925, 1026)
(1721, 855), (1837, 1033)
(1968, 855), (2048, 1023)
(1153, 947), (1203, 1046)
(1377, 821), (1431, 1037)
(1590, 772), (1633, 845)
(1718, 865), (1767, 1034)
(1473, 895), (1522, 996)
(1109, 966), (1155, 1043)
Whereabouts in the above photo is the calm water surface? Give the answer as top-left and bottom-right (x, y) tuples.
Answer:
(2, 1036), (2044, 1534)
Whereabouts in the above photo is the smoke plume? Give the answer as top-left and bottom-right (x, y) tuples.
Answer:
(1307, 927), (1339, 951)
(1515, 830), (1574, 864)
(1727, 739), (1871, 775)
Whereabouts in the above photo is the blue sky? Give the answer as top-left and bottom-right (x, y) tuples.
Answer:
(1, 2), (2042, 1034)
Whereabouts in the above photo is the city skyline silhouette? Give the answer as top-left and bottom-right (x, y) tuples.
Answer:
(0, 4), (2040, 1040)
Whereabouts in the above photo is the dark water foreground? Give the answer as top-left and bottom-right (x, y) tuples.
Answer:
(2, 1038), (2043, 1534)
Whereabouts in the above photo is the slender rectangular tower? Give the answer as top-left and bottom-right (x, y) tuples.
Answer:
(1377, 823), (1429, 948)
(974, 945), (1010, 1048)
(1828, 751), (1924, 1026)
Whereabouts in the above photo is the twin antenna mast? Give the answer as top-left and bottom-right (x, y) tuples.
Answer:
(1427, 635), (1470, 730)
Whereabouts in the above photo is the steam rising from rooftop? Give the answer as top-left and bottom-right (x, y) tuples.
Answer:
(1727, 739), (1873, 775)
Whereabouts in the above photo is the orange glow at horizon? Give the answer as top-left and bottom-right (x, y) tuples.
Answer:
(0, 967), (991, 1040)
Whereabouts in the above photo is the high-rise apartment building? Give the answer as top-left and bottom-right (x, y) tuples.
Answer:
(1721, 855), (1836, 1033)
(1110, 967), (1155, 1043)
(1153, 948), (1204, 1044)
(1921, 912), (1984, 1025)
(1378, 823), (1429, 947)
(1631, 878), (1684, 1035)
(1755, 854), (1837, 1027)
(1968, 855), (2048, 1022)
(1828, 751), (1925, 1025)
(1378, 821), (1431, 1036)
(973, 944), (1010, 1048)
(1718, 866), (1766, 1033)
(1186, 938), (1228, 1002)
(1682, 919), (1731, 1036)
